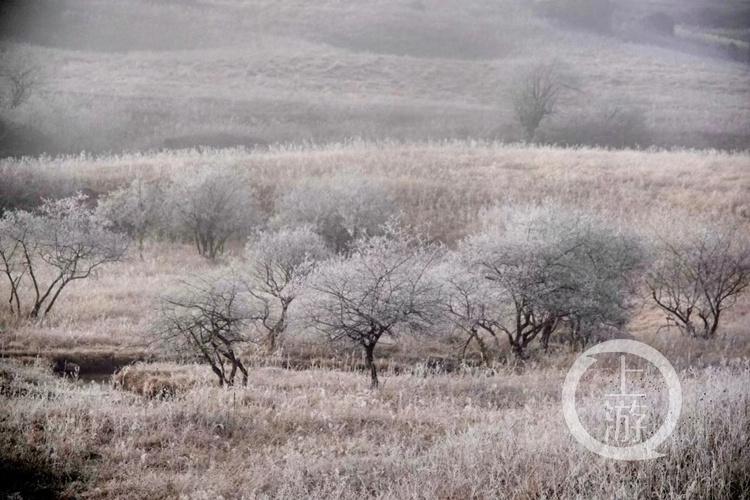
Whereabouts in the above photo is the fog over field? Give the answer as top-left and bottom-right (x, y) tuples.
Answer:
(1, 1), (749, 499)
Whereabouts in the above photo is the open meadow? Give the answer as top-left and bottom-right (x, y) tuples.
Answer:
(2, 0), (750, 499)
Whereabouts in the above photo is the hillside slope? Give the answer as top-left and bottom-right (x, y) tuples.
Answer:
(0, 0), (748, 154)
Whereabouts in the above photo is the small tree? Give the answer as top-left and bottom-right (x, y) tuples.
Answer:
(243, 226), (329, 352)
(512, 62), (565, 142)
(97, 177), (165, 259)
(302, 226), (442, 388)
(0, 195), (128, 319)
(449, 207), (641, 360)
(165, 168), (257, 259)
(646, 223), (750, 338)
(273, 175), (398, 253)
(158, 274), (252, 386)
(0, 51), (38, 110)
(436, 256), (502, 366)
(0, 214), (29, 316)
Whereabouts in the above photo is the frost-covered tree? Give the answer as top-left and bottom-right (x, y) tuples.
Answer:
(158, 273), (252, 386)
(444, 206), (641, 360)
(0, 195), (128, 318)
(165, 168), (257, 259)
(243, 226), (329, 352)
(273, 175), (398, 253)
(646, 222), (750, 338)
(301, 226), (442, 388)
(97, 177), (164, 259)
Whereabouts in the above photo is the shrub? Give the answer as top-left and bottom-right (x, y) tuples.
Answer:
(164, 168), (258, 259)
(443, 206), (642, 360)
(272, 175), (398, 253)
(96, 177), (165, 258)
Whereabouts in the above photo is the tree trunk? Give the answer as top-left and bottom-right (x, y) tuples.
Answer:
(364, 343), (378, 389)
(236, 359), (249, 387)
(510, 340), (527, 361)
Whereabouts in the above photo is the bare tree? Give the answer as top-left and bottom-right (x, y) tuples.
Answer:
(435, 255), (502, 366)
(243, 226), (329, 352)
(646, 223), (750, 338)
(0, 214), (29, 317)
(446, 206), (641, 360)
(0, 195), (128, 319)
(0, 51), (38, 110)
(301, 226), (442, 388)
(166, 168), (258, 259)
(158, 274), (252, 387)
(97, 177), (165, 259)
(512, 62), (565, 142)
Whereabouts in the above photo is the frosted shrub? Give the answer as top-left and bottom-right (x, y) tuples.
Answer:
(164, 167), (258, 259)
(442, 206), (642, 359)
(97, 176), (165, 258)
(273, 175), (398, 253)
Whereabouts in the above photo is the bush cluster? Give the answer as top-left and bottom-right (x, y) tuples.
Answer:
(3, 168), (748, 389)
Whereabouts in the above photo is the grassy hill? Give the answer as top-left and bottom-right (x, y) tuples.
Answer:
(0, 0), (748, 155)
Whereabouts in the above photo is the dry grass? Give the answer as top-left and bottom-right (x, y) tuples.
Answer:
(1, 358), (748, 498)
(2, 142), (750, 498)
(2, 142), (749, 356)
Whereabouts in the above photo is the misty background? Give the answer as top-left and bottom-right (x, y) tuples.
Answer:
(0, 0), (748, 156)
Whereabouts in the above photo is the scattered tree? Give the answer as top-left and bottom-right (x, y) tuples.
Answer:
(165, 168), (258, 259)
(646, 223), (750, 338)
(448, 207), (641, 359)
(243, 226), (329, 352)
(302, 226), (442, 388)
(512, 62), (566, 142)
(0, 195), (128, 319)
(158, 273), (252, 386)
(0, 50), (38, 110)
